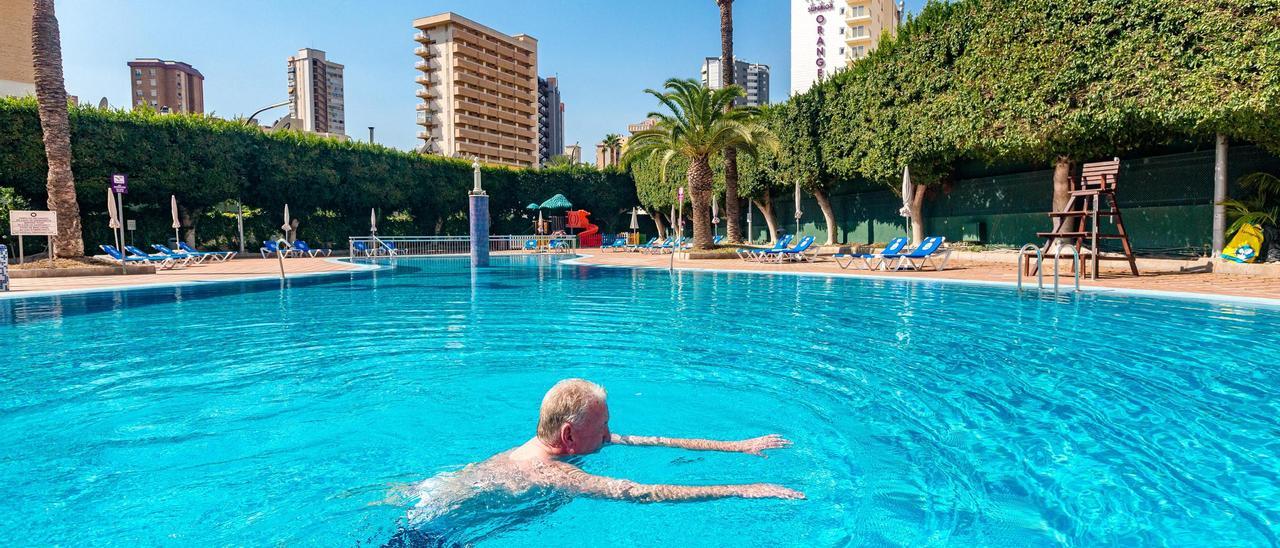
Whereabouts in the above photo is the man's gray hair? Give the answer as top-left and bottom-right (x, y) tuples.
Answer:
(536, 378), (607, 444)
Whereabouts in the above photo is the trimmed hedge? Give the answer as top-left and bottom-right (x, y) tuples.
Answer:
(0, 97), (638, 250)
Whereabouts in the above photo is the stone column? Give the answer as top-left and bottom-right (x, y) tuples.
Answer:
(468, 158), (489, 267)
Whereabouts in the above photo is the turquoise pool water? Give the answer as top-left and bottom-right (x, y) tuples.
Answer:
(2, 255), (1278, 546)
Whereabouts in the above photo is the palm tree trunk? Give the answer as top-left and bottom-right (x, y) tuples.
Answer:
(754, 194), (779, 245)
(688, 156), (715, 249)
(31, 0), (83, 258)
(812, 188), (838, 245)
(718, 0), (743, 244)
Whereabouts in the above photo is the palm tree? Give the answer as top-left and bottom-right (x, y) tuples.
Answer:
(31, 0), (84, 257)
(623, 78), (772, 250)
(601, 133), (623, 167)
(716, 0), (744, 244)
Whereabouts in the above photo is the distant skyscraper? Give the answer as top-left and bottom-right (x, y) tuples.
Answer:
(538, 76), (565, 165)
(700, 57), (770, 107)
(287, 48), (345, 136)
(413, 12), (539, 168)
(128, 59), (204, 113)
(790, 0), (902, 95)
(0, 1), (34, 98)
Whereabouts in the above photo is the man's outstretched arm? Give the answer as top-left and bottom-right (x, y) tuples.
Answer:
(610, 433), (792, 457)
(548, 461), (804, 503)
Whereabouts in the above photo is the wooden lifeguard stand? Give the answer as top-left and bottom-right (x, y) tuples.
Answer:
(1030, 158), (1139, 279)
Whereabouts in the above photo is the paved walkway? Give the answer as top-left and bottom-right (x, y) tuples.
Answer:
(572, 251), (1280, 302)
(5, 257), (364, 295)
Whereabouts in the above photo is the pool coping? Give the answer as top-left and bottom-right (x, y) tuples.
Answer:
(0, 258), (386, 301)
(560, 253), (1280, 309)
(3, 253), (1277, 310)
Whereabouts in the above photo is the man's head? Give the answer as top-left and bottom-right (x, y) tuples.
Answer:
(536, 379), (610, 455)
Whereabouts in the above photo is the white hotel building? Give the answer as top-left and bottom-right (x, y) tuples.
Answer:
(790, 0), (902, 95)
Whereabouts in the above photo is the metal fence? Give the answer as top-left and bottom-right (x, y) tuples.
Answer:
(347, 235), (578, 258)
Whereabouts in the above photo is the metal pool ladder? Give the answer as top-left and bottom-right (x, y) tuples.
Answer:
(1018, 243), (1081, 293)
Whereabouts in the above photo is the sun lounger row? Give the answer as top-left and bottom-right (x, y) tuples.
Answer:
(99, 243), (237, 270)
(520, 239), (572, 253)
(261, 240), (334, 258)
(735, 235), (816, 263)
(833, 236), (952, 271)
(600, 234), (723, 254)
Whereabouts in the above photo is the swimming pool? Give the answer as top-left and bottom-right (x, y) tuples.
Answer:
(2, 255), (1277, 545)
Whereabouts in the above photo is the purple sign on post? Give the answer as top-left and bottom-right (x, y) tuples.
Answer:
(110, 173), (128, 194)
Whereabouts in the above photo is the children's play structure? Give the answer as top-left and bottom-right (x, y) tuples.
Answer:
(567, 209), (601, 247)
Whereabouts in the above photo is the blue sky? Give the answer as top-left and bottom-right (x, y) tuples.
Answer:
(59, 0), (927, 153)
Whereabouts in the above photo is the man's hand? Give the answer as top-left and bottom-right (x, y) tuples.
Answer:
(737, 483), (806, 499)
(734, 434), (792, 457)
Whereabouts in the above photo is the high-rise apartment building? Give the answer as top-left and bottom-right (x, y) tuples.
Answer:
(0, 1), (34, 98)
(700, 57), (770, 107)
(538, 76), (565, 165)
(413, 12), (539, 168)
(628, 118), (658, 134)
(287, 48), (345, 136)
(790, 0), (902, 95)
(128, 59), (204, 113)
(564, 143), (581, 163)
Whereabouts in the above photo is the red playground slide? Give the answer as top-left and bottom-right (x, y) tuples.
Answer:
(567, 209), (601, 247)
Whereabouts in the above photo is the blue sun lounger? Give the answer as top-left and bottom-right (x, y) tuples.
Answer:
(380, 241), (401, 256)
(884, 236), (952, 271)
(292, 240), (332, 257)
(179, 242), (236, 262)
(640, 237), (671, 253)
(260, 240), (293, 258)
(833, 237), (909, 270)
(151, 244), (205, 264)
(523, 239), (538, 252)
(626, 237), (657, 252)
(352, 241), (373, 257)
(126, 245), (189, 267)
(101, 245), (174, 269)
(762, 235), (816, 262)
(737, 234), (792, 261)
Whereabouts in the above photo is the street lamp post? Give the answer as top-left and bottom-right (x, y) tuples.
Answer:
(245, 100), (290, 126)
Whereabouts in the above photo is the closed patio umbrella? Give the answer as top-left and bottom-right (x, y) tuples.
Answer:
(107, 187), (121, 253)
(898, 165), (913, 218)
(370, 208), (377, 235)
(170, 195), (180, 245)
(281, 204), (291, 240)
(794, 181), (803, 236)
(899, 166), (914, 243)
(712, 193), (720, 237)
(107, 187), (120, 231)
(629, 207), (639, 232)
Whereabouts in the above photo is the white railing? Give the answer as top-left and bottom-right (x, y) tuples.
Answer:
(347, 234), (578, 259)
(489, 234), (577, 253)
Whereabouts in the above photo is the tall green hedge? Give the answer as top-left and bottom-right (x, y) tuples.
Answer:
(724, 0), (1280, 243)
(0, 97), (638, 251)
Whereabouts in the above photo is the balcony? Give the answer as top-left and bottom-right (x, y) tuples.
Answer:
(415, 103), (434, 111)
(417, 112), (439, 127)
(414, 60), (438, 72)
(416, 88), (434, 99)
(414, 32), (432, 44)
(417, 131), (431, 140)
(415, 46), (432, 58)
(415, 75), (433, 86)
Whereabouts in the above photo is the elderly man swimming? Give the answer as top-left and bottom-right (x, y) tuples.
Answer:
(397, 379), (802, 522)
